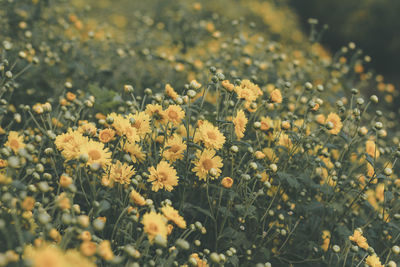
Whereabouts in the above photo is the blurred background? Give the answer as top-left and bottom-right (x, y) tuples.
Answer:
(290, 0), (400, 83)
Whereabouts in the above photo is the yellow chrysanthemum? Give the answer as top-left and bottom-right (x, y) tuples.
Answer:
(5, 131), (26, 153)
(162, 134), (186, 162)
(192, 149), (223, 181)
(326, 113), (343, 135)
(233, 109), (247, 140)
(270, 89), (282, 103)
(234, 79), (262, 103)
(123, 142), (146, 163)
(165, 105), (185, 125)
(24, 244), (66, 267)
(365, 254), (384, 267)
(165, 83), (179, 100)
(260, 116), (274, 131)
(194, 120), (225, 150)
(77, 122), (97, 136)
(349, 229), (369, 249)
(130, 189), (146, 206)
(127, 111), (151, 138)
(142, 211), (168, 243)
(98, 128), (115, 143)
(366, 140), (380, 158)
(109, 112), (139, 143)
(161, 205), (187, 229)
(102, 160), (135, 186)
(55, 130), (88, 160)
(148, 161), (179, 192)
(145, 104), (166, 124)
(79, 140), (111, 169)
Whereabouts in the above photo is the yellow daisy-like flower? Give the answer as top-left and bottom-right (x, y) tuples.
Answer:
(194, 120), (226, 150)
(162, 134), (186, 162)
(325, 113), (343, 135)
(192, 149), (223, 181)
(164, 105), (185, 125)
(270, 89), (283, 103)
(233, 109), (248, 140)
(145, 104), (166, 124)
(123, 142), (146, 163)
(77, 122), (97, 136)
(321, 230), (331, 252)
(165, 83), (179, 100)
(366, 140), (379, 158)
(148, 161), (179, 192)
(102, 160), (135, 186)
(98, 128), (115, 143)
(130, 189), (146, 206)
(161, 205), (187, 229)
(349, 229), (369, 249)
(365, 254), (384, 267)
(127, 111), (151, 138)
(234, 79), (262, 103)
(79, 140), (112, 169)
(55, 130), (88, 161)
(221, 177), (234, 188)
(109, 113), (140, 143)
(24, 243), (66, 267)
(5, 131), (26, 153)
(142, 211), (168, 243)
(260, 116), (274, 131)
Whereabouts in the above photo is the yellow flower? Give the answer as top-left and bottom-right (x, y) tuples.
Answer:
(102, 160), (135, 186)
(148, 161), (179, 192)
(165, 83), (179, 100)
(64, 249), (96, 267)
(161, 205), (187, 229)
(194, 120), (225, 150)
(270, 89), (282, 103)
(234, 79), (262, 103)
(109, 112), (139, 143)
(55, 130), (88, 160)
(325, 113), (343, 135)
(77, 122), (97, 136)
(233, 109), (247, 140)
(165, 105), (185, 125)
(123, 142), (145, 163)
(260, 116), (274, 131)
(145, 104), (166, 124)
(142, 211), (168, 243)
(5, 131), (26, 153)
(192, 149), (223, 181)
(80, 241), (97, 257)
(221, 177), (234, 188)
(321, 230), (331, 252)
(366, 140), (379, 158)
(162, 134), (186, 162)
(98, 128), (115, 143)
(98, 240), (114, 261)
(24, 243), (66, 267)
(127, 111), (151, 138)
(130, 189), (146, 206)
(365, 254), (384, 267)
(315, 114), (326, 125)
(349, 229), (369, 249)
(79, 140), (112, 169)
(278, 133), (293, 150)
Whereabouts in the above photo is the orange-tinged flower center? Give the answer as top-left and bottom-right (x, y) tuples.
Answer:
(202, 159), (213, 170)
(89, 150), (102, 160)
(169, 145), (181, 153)
(207, 131), (217, 140)
(10, 139), (19, 150)
(158, 171), (168, 182)
(168, 110), (178, 120)
(148, 222), (159, 233)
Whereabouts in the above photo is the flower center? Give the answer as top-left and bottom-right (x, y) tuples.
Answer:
(148, 222), (159, 233)
(169, 145), (181, 153)
(202, 159), (213, 170)
(10, 139), (19, 150)
(158, 171), (168, 182)
(88, 150), (102, 160)
(207, 131), (217, 140)
(168, 110), (178, 120)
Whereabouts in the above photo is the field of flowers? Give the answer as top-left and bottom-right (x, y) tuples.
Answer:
(0, 0), (399, 266)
